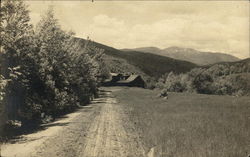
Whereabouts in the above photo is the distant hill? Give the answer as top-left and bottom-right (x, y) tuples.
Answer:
(204, 58), (250, 75)
(103, 55), (148, 78)
(122, 46), (240, 65)
(73, 38), (197, 79)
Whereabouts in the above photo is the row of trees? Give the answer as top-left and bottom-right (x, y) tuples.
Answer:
(157, 62), (250, 96)
(0, 0), (109, 133)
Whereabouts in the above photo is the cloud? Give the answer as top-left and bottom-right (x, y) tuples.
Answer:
(84, 13), (248, 58)
(93, 15), (124, 28)
(27, 1), (249, 58)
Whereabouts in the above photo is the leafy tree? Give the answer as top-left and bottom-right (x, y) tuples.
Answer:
(165, 72), (184, 92)
(0, 0), (35, 123)
(33, 7), (103, 116)
(0, 1), (107, 129)
(33, 7), (77, 116)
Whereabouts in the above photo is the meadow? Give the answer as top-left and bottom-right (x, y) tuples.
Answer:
(113, 87), (250, 157)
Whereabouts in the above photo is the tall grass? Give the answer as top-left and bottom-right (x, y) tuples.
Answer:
(114, 87), (250, 157)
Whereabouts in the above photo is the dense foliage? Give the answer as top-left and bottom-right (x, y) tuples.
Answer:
(158, 59), (250, 96)
(0, 0), (108, 130)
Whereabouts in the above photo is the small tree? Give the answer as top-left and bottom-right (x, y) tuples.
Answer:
(165, 72), (184, 92)
(193, 72), (214, 94)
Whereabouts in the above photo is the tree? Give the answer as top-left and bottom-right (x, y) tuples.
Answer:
(0, 1), (106, 128)
(165, 72), (184, 92)
(33, 7), (76, 116)
(33, 7), (102, 116)
(193, 72), (214, 94)
(0, 0), (34, 123)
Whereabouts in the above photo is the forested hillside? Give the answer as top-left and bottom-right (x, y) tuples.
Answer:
(158, 58), (250, 96)
(73, 38), (197, 79)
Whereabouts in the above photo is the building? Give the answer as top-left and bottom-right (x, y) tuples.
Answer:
(103, 73), (122, 86)
(110, 73), (123, 82)
(116, 75), (145, 88)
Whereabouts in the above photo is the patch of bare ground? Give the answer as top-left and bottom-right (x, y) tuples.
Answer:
(1, 103), (100, 157)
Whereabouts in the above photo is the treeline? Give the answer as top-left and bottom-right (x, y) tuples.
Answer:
(156, 59), (250, 96)
(0, 0), (109, 133)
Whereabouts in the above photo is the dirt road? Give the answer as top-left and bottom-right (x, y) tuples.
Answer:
(1, 88), (146, 157)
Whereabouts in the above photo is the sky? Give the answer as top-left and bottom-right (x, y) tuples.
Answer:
(26, 1), (249, 58)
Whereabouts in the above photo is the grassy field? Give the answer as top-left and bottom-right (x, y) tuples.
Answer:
(112, 87), (250, 157)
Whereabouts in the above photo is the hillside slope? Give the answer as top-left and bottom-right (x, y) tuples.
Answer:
(203, 58), (250, 95)
(122, 46), (240, 65)
(160, 58), (250, 95)
(204, 58), (250, 74)
(73, 38), (197, 79)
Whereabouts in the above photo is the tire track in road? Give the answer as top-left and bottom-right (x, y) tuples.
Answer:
(80, 91), (146, 157)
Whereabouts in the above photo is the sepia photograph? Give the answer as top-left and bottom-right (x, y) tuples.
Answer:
(0, 0), (249, 156)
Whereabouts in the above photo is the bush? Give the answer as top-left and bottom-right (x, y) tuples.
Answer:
(165, 72), (185, 92)
(213, 77), (234, 95)
(0, 75), (8, 135)
(159, 64), (250, 96)
(192, 72), (214, 94)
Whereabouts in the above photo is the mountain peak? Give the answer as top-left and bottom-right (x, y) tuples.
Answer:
(133, 46), (161, 51)
(164, 46), (199, 53)
(122, 46), (239, 65)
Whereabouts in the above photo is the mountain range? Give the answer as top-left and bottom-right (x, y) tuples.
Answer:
(121, 46), (240, 65)
(73, 37), (248, 85)
(73, 38), (197, 79)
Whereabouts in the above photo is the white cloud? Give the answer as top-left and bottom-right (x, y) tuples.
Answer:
(85, 13), (249, 58)
(27, 1), (249, 58)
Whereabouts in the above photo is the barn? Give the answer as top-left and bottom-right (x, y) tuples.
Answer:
(110, 73), (123, 82)
(116, 75), (145, 88)
(103, 73), (123, 86)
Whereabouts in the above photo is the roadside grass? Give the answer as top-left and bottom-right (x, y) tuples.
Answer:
(112, 87), (250, 157)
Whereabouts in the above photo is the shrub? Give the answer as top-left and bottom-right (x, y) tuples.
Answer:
(165, 72), (185, 92)
(159, 64), (250, 96)
(192, 72), (214, 94)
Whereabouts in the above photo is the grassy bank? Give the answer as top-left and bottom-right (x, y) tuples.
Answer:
(113, 87), (250, 157)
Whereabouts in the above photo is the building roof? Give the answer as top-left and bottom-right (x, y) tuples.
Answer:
(126, 75), (140, 81)
(110, 73), (121, 76)
(117, 75), (141, 83)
